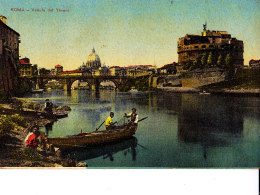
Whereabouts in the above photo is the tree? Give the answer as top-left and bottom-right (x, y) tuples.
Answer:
(217, 55), (223, 67)
(201, 53), (208, 67)
(207, 52), (214, 66)
(39, 68), (51, 75)
(225, 54), (233, 68)
(192, 57), (200, 69)
(225, 54), (235, 79)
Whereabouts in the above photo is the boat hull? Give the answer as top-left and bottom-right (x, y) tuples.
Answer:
(47, 125), (137, 149)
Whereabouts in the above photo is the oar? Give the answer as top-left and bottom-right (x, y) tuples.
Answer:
(96, 121), (105, 131)
(138, 143), (148, 150)
(112, 121), (118, 125)
(138, 117), (148, 123)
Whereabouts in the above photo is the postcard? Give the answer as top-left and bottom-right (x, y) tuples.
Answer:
(0, 0), (259, 194)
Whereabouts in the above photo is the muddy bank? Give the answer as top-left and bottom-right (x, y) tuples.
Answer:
(0, 98), (87, 168)
(157, 87), (200, 93)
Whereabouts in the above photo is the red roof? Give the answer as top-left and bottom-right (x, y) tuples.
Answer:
(59, 70), (83, 74)
(249, 59), (259, 62)
(55, 64), (63, 68)
(19, 59), (31, 65)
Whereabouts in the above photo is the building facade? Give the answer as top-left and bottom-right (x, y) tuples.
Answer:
(0, 15), (20, 93)
(249, 59), (260, 69)
(19, 57), (37, 76)
(177, 24), (244, 68)
(86, 48), (101, 69)
(126, 65), (156, 76)
(55, 64), (63, 75)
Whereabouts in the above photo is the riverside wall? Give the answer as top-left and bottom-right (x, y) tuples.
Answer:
(181, 68), (229, 87)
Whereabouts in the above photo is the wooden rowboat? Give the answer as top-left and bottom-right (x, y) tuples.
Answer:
(47, 124), (138, 149)
(62, 137), (137, 161)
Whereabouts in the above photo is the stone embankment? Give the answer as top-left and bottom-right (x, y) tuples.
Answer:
(157, 87), (200, 93)
(157, 86), (260, 95)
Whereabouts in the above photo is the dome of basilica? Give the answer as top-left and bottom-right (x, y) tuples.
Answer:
(86, 48), (101, 69)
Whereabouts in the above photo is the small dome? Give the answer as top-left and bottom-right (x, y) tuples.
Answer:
(86, 48), (101, 69)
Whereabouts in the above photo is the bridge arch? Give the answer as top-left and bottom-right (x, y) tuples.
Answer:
(95, 78), (122, 91)
(70, 79), (93, 90)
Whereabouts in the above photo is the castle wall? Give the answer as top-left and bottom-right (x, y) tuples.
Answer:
(181, 68), (228, 87)
(177, 29), (244, 68)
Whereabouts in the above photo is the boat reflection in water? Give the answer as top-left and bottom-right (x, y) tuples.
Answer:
(45, 121), (54, 137)
(61, 137), (138, 162)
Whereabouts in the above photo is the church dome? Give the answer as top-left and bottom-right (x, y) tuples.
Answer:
(86, 48), (101, 69)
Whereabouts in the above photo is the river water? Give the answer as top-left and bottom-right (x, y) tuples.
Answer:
(24, 89), (260, 168)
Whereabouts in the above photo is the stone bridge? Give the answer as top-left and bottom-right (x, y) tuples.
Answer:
(20, 74), (168, 91)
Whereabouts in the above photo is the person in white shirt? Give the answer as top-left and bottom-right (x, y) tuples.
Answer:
(125, 108), (138, 126)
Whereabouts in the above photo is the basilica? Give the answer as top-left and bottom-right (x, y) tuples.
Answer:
(80, 48), (101, 70)
(78, 48), (110, 76)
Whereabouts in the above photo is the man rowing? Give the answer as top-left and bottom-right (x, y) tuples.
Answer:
(105, 112), (117, 130)
(125, 108), (138, 127)
(44, 99), (53, 117)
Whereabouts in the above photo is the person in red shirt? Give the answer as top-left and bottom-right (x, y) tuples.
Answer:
(26, 125), (40, 148)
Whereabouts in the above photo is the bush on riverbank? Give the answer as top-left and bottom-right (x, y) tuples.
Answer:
(118, 76), (153, 92)
(0, 114), (28, 136)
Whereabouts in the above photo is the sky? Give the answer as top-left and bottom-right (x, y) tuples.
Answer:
(0, 0), (259, 70)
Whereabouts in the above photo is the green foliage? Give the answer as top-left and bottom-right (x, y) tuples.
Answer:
(193, 57), (202, 69)
(225, 54), (233, 68)
(217, 55), (224, 67)
(0, 114), (28, 136)
(201, 53), (208, 67)
(118, 77), (151, 91)
(39, 68), (51, 75)
(183, 61), (193, 70)
(207, 52), (215, 66)
(10, 114), (28, 128)
(10, 148), (50, 162)
(0, 115), (15, 135)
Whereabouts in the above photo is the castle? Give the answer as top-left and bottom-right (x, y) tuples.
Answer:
(177, 24), (244, 68)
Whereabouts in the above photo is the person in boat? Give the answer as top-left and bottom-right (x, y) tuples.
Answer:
(125, 108), (138, 126)
(106, 112), (116, 130)
(25, 125), (40, 149)
(44, 99), (53, 116)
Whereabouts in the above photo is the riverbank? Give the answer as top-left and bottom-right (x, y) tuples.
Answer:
(157, 87), (260, 95)
(0, 98), (86, 167)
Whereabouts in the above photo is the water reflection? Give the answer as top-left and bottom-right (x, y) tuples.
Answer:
(178, 94), (243, 159)
(25, 90), (260, 167)
(45, 121), (54, 136)
(62, 137), (138, 162)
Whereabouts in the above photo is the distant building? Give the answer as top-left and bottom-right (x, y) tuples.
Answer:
(86, 48), (101, 69)
(249, 59), (260, 68)
(160, 62), (178, 74)
(110, 66), (125, 76)
(59, 69), (84, 76)
(55, 64), (63, 75)
(177, 24), (244, 69)
(19, 57), (37, 76)
(0, 15), (20, 93)
(126, 65), (155, 76)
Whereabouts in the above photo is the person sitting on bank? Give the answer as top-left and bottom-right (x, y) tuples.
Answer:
(125, 108), (138, 126)
(106, 112), (116, 130)
(44, 99), (53, 116)
(25, 125), (40, 149)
